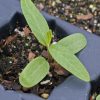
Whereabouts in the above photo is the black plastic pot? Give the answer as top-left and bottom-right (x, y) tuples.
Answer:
(0, 0), (100, 100)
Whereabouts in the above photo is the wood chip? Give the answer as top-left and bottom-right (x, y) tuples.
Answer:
(0, 40), (5, 47)
(4, 34), (17, 46)
(28, 51), (36, 61)
(41, 50), (52, 61)
(40, 80), (50, 85)
(2, 80), (13, 89)
(23, 26), (31, 36)
(51, 62), (69, 76)
(41, 50), (49, 59)
(37, 3), (44, 10)
(76, 13), (93, 20)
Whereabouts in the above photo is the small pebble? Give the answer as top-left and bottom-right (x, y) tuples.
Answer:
(48, 72), (53, 77)
(13, 45), (16, 48)
(27, 36), (31, 40)
(52, 42), (57, 44)
(94, 20), (97, 24)
(15, 28), (25, 37)
(70, 14), (73, 18)
(89, 4), (94, 9)
(9, 61), (12, 64)
(87, 29), (92, 33)
(25, 43), (29, 46)
(84, 26), (88, 30)
(97, 23), (100, 27)
(49, 82), (53, 85)
(40, 80), (50, 85)
(41, 93), (49, 99)
(56, 0), (61, 3)
(52, 2), (56, 6)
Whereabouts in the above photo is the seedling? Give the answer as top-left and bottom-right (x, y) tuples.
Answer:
(19, 0), (90, 88)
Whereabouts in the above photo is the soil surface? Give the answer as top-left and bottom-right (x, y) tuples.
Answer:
(35, 0), (100, 35)
(0, 26), (69, 99)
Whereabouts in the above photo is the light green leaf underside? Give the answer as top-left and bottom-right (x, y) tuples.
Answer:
(96, 95), (100, 100)
(57, 33), (87, 54)
(48, 44), (90, 82)
(21, 0), (52, 46)
(19, 56), (50, 88)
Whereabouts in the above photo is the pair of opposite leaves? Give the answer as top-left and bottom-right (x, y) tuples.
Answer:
(19, 0), (90, 88)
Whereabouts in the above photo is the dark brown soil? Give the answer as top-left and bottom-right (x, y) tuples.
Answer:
(0, 26), (69, 99)
(35, 0), (100, 35)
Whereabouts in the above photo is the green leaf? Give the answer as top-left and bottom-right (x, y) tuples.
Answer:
(19, 56), (50, 88)
(57, 33), (87, 54)
(96, 95), (100, 100)
(45, 30), (52, 46)
(21, 0), (52, 46)
(48, 44), (90, 82)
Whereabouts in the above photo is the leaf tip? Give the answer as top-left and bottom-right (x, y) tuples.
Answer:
(80, 71), (91, 82)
